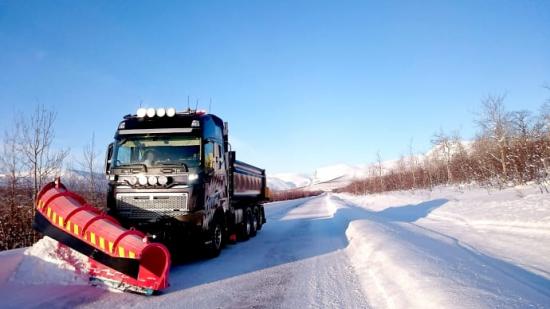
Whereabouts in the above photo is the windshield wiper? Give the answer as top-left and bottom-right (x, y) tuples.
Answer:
(115, 163), (148, 172)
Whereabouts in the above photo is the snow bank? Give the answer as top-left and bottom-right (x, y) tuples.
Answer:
(10, 236), (89, 286)
(345, 219), (550, 308)
(339, 185), (550, 279)
(337, 185), (550, 308)
(338, 191), (428, 211)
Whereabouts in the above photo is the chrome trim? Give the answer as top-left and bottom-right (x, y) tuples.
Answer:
(118, 128), (193, 135)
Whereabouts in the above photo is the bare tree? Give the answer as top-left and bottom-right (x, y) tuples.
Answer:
(541, 84), (550, 135)
(82, 133), (99, 194)
(0, 117), (34, 249)
(78, 133), (106, 207)
(476, 95), (510, 179)
(409, 138), (417, 190)
(538, 102), (550, 137)
(376, 151), (384, 191)
(18, 105), (69, 206)
(509, 110), (533, 138)
(432, 129), (453, 184)
(0, 126), (22, 212)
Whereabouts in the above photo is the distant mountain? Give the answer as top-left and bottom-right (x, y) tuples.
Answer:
(267, 160), (400, 192)
(267, 141), (471, 192)
(267, 173), (312, 191)
(64, 168), (105, 181)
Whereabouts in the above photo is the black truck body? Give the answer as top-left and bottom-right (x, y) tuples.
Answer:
(104, 108), (268, 256)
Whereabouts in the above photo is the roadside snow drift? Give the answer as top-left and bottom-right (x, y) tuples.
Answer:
(9, 236), (89, 286)
(337, 185), (550, 308)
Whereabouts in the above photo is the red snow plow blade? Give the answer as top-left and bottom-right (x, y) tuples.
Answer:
(32, 179), (170, 295)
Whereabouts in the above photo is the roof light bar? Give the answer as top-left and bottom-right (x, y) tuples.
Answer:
(137, 108), (147, 118)
(136, 107), (177, 118)
(156, 108), (166, 117)
(166, 108), (176, 117)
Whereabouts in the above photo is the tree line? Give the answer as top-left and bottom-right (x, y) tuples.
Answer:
(270, 188), (323, 202)
(340, 93), (550, 195)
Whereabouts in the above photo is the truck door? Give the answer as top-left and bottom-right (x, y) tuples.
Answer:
(204, 140), (227, 223)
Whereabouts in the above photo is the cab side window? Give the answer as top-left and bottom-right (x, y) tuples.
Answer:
(204, 142), (215, 170)
(202, 117), (225, 171)
(216, 143), (224, 167)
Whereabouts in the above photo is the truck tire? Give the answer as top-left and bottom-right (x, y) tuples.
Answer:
(254, 206), (263, 231)
(239, 208), (252, 241)
(205, 217), (223, 258)
(250, 207), (258, 237)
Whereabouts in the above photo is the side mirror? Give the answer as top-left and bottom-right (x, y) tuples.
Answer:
(105, 143), (113, 174)
(206, 153), (215, 171)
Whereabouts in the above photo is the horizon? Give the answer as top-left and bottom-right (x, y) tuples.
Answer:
(1, 1), (549, 174)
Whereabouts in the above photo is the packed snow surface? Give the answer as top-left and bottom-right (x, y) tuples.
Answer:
(0, 185), (549, 308)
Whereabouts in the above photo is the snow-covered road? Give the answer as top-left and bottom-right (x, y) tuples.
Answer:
(1, 188), (549, 308)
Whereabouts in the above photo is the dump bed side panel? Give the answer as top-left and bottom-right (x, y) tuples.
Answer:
(227, 152), (266, 202)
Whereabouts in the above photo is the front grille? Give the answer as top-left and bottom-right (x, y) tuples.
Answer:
(116, 192), (188, 220)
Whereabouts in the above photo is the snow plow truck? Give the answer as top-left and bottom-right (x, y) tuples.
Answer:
(32, 107), (269, 295)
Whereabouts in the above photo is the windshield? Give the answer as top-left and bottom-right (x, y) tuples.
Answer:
(113, 136), (201, 168)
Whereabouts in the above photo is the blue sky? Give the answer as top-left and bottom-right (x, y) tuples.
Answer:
(0, 1), (549, 174)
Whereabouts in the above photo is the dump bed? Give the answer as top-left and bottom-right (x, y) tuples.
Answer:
(227, 151), (267, 202)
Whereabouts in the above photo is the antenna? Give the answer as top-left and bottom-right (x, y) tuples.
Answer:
(209, 98), (212, 113)
(195, 99), (199, 111)
(187, 95), (190, 111)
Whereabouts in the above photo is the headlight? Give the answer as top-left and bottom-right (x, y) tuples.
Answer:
(138, 175), (148, 186)
(188, 173), (199, 182)
(158, 175), (168, 185)
(148, 176), (158, 185)
(146, 108), (156, 117)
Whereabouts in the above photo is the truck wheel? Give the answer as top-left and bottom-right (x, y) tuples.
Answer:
(205, 219), (223, 258)
(239, 208), (252, 241)
(254, 206), (263, 231)
(250, 207), (258, 237)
